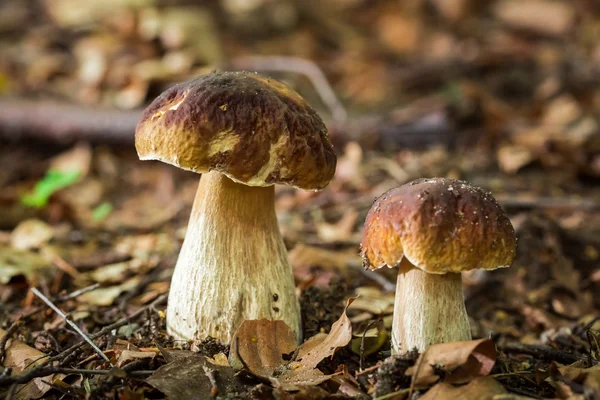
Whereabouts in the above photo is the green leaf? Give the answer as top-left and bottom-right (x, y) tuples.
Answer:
(92, 202), (113, 221)
(21, 169), (81, 208)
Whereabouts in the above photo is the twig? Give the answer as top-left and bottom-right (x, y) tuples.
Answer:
(495, 195), (600, 211)
(20, 283), (101, 320)
(229, 56), (348, 122)
(0, 98), (138, 144)
(0, 294), (168, 386)
(500, 343), (583, 365)
(53, 293), (168, 364)
(0, 320), (24, 364)
(5, 383), (17, 400)
(373, 386), (427, 400)
(31, 288), (112, 365)
(409, 347), (430, 398)
(491, 370), (537, 378)
(203, 366), (219, 397)
(359, 318), (381, 371)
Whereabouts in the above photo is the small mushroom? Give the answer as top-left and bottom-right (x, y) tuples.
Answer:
(136, 71), (336, 344)
(360, 178), (516, 353)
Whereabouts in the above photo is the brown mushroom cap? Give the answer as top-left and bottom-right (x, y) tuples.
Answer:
(135, 71), (336, 190)
(361, 178), (516, 274)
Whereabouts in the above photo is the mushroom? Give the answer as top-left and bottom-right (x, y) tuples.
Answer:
(360, 178), (516, 353)
(135, 71), (336, 344)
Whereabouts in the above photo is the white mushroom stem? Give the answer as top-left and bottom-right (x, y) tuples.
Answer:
(166, 171), (301, 344)
(392, 259), (471, 354)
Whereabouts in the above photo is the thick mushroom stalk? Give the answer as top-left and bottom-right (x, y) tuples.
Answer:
(167, 171), (301, 343)
(360, 178), (517, 354)
(392, 259), (471, 353)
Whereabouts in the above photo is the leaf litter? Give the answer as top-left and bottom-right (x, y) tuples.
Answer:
(1, 0), (600, 398)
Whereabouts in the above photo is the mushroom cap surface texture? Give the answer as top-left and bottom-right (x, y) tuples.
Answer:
(361, 178), (517, 274)
(135, 71), (336, 190)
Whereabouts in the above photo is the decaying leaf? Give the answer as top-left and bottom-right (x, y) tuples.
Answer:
(147, 352), (244, 399)
(295, 298), (355, 369)
(0, 327), (62, 400)
(289, 243), (361, 271)
(10, 219), (54, 250)
(406, 338), (497, 385)
(78, 276), (140, 306)
(420, 376), (508, 400)
(228, 319), (297, 376)
(229, 298), (356, 391)
(272, 298), (356, 390)
(116, 350), (156, 368)
(0, 245), (50, 284)
(554, 361), (600, 385)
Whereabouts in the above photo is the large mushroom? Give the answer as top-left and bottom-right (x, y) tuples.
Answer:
(135, 71), (336, 344)
(361, 178), (516, 353)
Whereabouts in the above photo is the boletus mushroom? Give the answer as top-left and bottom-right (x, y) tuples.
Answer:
(135, 71), (336, 344)
(361, 178), (516, 353)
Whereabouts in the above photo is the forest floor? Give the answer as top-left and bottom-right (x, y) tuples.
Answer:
(1, 0), (600, 399)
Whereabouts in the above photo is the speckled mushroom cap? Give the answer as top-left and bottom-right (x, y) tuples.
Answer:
(360, 178), (516, 274)
(135, 71), (336, 190)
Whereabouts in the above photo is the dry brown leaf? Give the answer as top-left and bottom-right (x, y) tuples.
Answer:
(272, 367), (334, 391)
(0, 327), (63, 400)
(420, 376), (507, 400)
(116, 350), (156, 368)
(78, 277), (140, 306)
(497, 145), (534, 174)
(0, 245), (50, 284)
(406, 338), (496, 385)
(289, 243), (360, 271)
(556, 361), (600, 384)
(316, 208), (359, 243)
(229, 319), (297, 376)
(10, 219), (54, 250)
(207, 352), (229, 367)
(296, 333), (328, 360)
(50, 142), (92, 177)
(493, 0), (575, 36)
(147, 352), (244, 399)
(295, 298), (355, 369)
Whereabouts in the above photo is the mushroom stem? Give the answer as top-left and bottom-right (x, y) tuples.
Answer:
(392, 259), (471, 354)
(166, 171), (301, 344)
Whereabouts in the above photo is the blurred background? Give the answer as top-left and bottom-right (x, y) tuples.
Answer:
(1, 1), (600, 396)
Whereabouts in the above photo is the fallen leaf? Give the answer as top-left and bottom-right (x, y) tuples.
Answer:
(10, 219), (54, 250)
(289, 243), (360, 271)
(147, 352), (244, 399)
(207, 352), (229, 367)
(295, 298), (355, 369)
(78, 277), (140, 306)
(316, 208), (359, 243)
(0, 245), (50, 284)
(271, 298), (356, 390)
(0, 327), (63, 400)
(420, 376), (507, 400)
(555, 361), (600, 384)
(229, 319), (297, 376)
(116, 350), (156, 368)
(493, 0), (575, 36)
(406, 338), (497, 385)
(49, 142), (92, 177)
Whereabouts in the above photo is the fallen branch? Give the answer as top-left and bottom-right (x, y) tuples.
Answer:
(229, 56), (348, 122)
(0, 98), (139, 145)
(0, 98), (452, 150)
